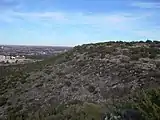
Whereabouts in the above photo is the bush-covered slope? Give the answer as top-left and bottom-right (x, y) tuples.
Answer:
(0, 41), (160, 120)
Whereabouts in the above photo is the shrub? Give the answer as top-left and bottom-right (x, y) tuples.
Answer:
(88, 85), (96, 93)
(133, 89), (160, 120)
(44, 69), (52, 75)
(65, 81), (72, 87)
(130, 54), (140, 61)
(146, 40), (152, 43)
(0, 96), (8, 106)
(125, 42), (133, 46)
(105, 88), (160, 120)
(5, 88), (160, 120)
(149, 53), (157, 59)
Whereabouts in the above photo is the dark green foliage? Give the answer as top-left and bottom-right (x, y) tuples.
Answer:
(130, 54), (140, 60)
(25, 55), (51, 60)
(133, 89), (160, 120)
(116, 41), (124, 43)
(139, 41), (145, 43)
(44, 69), (53, 75)
(3, 88), (159, 120)
(65, 80), (72, 87)
(130, 47), (159, 59)
(121, 109), (144, 120)
(88, 85), (96, 93)
(105, 88), (160, 120)
(125, 42), (133, 46)
(146, 40), (152, 43)
(153, 40), (160, 44)
(149, 52), (157, 59)
(148, 71), (160, 78)
(0, 96), (8, 106)
(44, 102), (104, 120)
(5, 102), (103, 120)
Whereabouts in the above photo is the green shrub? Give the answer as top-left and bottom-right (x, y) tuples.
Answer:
(5, 87), (160, 120)
(146, 40), (152, 43)
(0, 96), (8, 106)
(134, 89), (160, 120)
(130, 54), (140, 60)
(105, 88), (160, 120)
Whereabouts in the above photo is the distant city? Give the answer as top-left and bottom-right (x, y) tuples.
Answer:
(0, 45), (72, 65)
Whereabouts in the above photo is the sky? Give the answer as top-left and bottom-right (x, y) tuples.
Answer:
(0, 0), (160, 46)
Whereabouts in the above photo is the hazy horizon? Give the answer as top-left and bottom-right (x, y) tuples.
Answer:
(0, 44), (74, 47)
(0, 0), (160, 46)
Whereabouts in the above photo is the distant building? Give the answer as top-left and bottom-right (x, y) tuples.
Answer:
(0, 46), (4, 49)
(16, 55), (25, 59)
(11, 56), (16, 59)
(5, 56), (11, 59)
(42, 52), (46, 55)
(0, 55), (5, 61)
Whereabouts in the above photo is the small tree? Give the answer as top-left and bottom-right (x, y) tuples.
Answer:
(146, 39), (152, 43)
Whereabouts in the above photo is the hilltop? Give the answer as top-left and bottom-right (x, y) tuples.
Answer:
(0, 41), (160, 120)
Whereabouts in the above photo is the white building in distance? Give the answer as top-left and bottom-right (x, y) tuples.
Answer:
(0, 55), (5, 61)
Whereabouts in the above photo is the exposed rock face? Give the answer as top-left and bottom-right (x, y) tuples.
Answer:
(0, 42), (160, 118)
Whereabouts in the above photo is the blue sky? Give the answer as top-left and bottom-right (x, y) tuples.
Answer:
(0, 0), (160, 46)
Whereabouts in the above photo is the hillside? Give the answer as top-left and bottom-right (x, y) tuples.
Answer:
(0, 41), (160, 120)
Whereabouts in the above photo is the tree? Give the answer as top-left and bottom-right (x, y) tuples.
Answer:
(146, 39), (152, 43)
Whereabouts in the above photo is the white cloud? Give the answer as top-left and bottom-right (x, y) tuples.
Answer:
(12, 12), (66, 21)
(2, 11), (149, 27)
(1, 10), (159, 40)
(131, 1), (160, 9)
